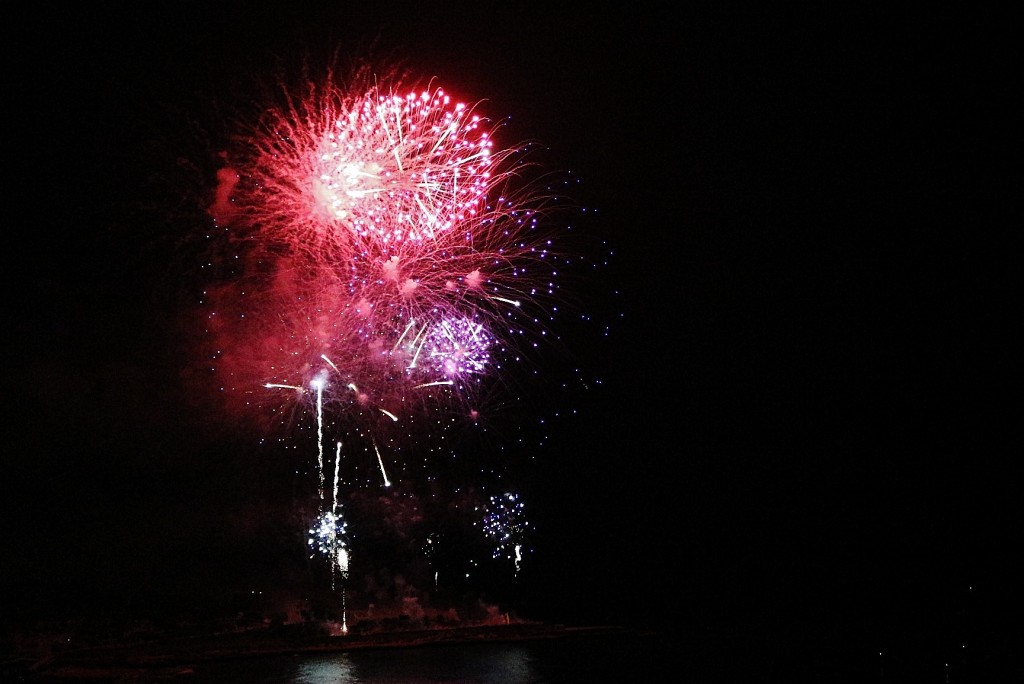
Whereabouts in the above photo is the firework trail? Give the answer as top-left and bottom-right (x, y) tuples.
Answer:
(306, 437), (351, 631)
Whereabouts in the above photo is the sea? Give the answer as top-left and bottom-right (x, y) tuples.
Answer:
(176, 627), (1007, 683)
(184, 629), (676, 684)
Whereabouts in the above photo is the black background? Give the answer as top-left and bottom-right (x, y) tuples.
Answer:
(3, 4), (1018, 680)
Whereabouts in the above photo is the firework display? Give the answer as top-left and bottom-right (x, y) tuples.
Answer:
(198, 61), (580, 623)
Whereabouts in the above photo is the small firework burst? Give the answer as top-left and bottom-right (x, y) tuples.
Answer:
(478, 491), (530, 574)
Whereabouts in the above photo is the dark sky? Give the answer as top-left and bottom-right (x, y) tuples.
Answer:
(3, 3), (1018, 677)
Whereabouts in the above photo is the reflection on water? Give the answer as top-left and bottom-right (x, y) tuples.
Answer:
(290, 644), (535, 684)
(189, 632), (668, 684)
(294, 653), (357, 683)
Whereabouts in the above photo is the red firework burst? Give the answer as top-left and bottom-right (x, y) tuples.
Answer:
(200, 61), (569, 453)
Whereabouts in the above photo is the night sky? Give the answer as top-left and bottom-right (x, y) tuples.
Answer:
(3, 4), (1018, 678)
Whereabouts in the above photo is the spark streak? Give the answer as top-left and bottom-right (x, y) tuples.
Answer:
(374, 441), (391, 487)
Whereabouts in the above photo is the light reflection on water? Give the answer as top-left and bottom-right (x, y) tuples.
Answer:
(188, 632), (667, 684)
(290, 644), (535, 684)
(294, 653), (357, 684)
